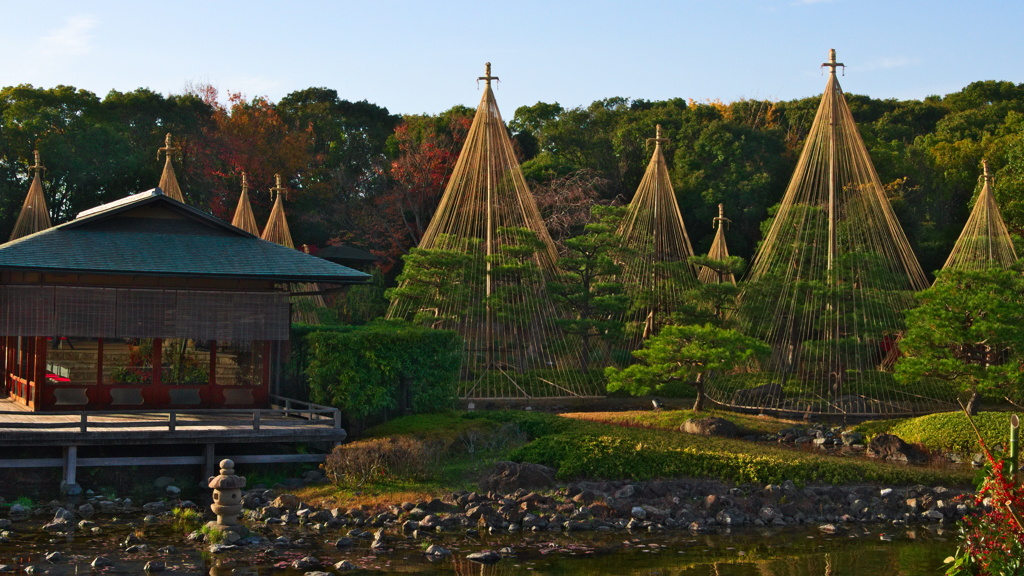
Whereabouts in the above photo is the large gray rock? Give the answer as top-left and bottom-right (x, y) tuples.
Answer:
(681, 417), (738, 438)
(866, 434), (927, 464)
(478, 461), (556, 493)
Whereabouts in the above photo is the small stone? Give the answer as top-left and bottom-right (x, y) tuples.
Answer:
(165, 486), (181, 495)
(292, 557), (320, 570)
(208, 544), (238, 553)
(144, 561), (166, 572)
(142, 501), (168, 514)
(7, 504), (30, 522)
(60, 482), (83, 497)
(425, 544), (451, 557)
(44, 552), (61, 563)
(614, 485), (636, 499)
(335, 560), (357, 571)
(91, 557), (114, 568)
(125, 544), (149, 554)
(334, 537), (354, 549)
(880, 488), (893, 497)
(272, 494), (300, 509)
(52, 508), (74, 522)
(76, 504), (95, 519)
(466, 551), (502, 564)
(630, 506), (647, 520)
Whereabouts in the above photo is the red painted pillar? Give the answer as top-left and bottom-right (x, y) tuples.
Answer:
(35, 336), (48, 410)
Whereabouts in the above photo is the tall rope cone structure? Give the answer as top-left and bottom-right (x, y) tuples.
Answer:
(231, 172), (260, 236)
(261, 174), (326, 325)
(617, 125), (698, 344)
(9, 150), (53, 241)
(942, 160), (1018, 272)
(706, 50), (947, 417)
(697, 204), (737, 285)
(157, 133), (185, 203)
(388, 63), (598, 399)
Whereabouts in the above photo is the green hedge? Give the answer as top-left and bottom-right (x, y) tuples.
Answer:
(509, 430), (969, 486)
(305, 320), (462, 419)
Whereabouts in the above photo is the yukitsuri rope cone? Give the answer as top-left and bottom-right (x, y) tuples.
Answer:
(231, 172), (260, 236)
(261, 174), (294, 249)
(157, 133), (185, 203)
(261, 174), (326, 325)
(697, 204), (737, 285)
(706, 50), (947, 417)
(9, 150), (52, 241)
(942, 160), (1018, 272)
(388, 63), (597, 399)
(617, 125), (698, 344)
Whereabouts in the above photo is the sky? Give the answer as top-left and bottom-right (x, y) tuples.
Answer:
(1, 0), (1022, 117)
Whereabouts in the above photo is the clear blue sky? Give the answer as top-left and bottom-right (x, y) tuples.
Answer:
(2, 0), (1021, 116)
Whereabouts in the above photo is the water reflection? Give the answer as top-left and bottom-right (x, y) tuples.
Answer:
(0, 519), (953, 576)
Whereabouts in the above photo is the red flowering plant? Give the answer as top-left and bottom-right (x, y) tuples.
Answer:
(945, 411), (1024, 575)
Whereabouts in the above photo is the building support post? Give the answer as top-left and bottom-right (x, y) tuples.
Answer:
(203, 443), (216, 480)
(62, 445), (78, 487)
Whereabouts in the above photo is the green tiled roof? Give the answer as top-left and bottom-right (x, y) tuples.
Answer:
(0, 189), (370, 284)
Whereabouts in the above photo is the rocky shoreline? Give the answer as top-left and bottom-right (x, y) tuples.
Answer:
(0, 463), (976, 573)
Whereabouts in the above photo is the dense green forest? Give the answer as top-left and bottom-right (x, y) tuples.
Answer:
(3, 80), (1024, 280)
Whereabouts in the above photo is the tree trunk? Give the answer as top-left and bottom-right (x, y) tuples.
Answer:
(692, 373), (706, 412)
(965, 390), (981, 416)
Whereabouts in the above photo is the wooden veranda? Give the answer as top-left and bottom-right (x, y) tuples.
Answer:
(0, 394), (345, 487)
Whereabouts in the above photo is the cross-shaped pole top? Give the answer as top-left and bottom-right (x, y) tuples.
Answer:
(29, 149), (46, 177)
(713, 203), (731, 230)
(821, 48), (845, 76)
(158, 132), (180, 161)
(241, 172), (249, 194)
(478, 62), (499, 87)
(647, 124), (670, 148)
(270, 173), (288, 201)
(982, 158), (992, 182)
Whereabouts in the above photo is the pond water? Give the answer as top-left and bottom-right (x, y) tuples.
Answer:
(0, 516), (957, 575)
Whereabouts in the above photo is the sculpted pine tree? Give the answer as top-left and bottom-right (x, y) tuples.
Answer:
(896, 266), (1024, 414)
(548, 206), (630, 372)
(606, 324), (770, 411)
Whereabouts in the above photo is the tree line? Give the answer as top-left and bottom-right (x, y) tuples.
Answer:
(3, 80), (1024, 279)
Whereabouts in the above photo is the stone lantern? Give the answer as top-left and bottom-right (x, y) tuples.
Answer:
(208, 459), (246, 533)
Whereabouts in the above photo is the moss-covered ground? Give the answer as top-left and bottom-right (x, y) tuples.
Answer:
(295, 409), (992, 506)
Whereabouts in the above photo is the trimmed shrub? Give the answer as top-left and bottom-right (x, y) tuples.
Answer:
(305, 320), (462, 419)
(325, 436), (446, 485)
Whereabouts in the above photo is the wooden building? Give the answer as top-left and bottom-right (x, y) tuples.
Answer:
(0, 188), (369, 411)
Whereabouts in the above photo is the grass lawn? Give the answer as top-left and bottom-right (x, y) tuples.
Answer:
(294, 409), (978, 505)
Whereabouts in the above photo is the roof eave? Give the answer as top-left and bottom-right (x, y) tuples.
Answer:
(0, 265), (371, 285)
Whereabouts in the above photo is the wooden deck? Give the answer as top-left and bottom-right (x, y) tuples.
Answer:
(0, 394), (347, 484)
(0, 394), (346, 446)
